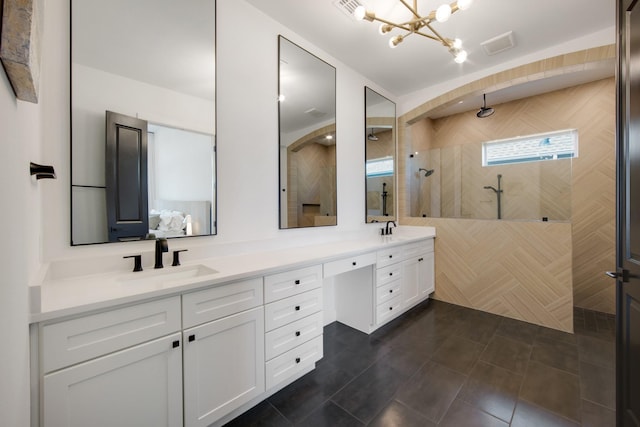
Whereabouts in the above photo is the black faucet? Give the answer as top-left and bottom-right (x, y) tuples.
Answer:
(154, 238), (168, 269)
(383, 220), (396, 236)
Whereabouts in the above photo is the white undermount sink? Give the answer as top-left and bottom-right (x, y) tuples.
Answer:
(117, 264), (218, 287)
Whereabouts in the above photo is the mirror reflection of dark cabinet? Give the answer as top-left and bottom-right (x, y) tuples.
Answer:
(70, 0), (216, 245)
(105, 111), (149, 242)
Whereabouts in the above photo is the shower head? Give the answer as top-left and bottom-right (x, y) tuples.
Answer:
(477, 94), (495, 118)
(367, 128), (379, 141)
(418, 168), (434, 177)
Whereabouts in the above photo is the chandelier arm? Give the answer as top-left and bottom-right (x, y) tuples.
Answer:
(424, 22), (452, 47)
(398, 0), (421, 19)
(412, 30), (444, 43)
(371, 16), (416, 33)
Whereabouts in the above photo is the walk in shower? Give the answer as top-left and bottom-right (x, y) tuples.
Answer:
(408, 139), (573, 221)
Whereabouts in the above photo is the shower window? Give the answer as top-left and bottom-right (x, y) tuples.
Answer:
(366, 156), (394, 177)
(482, 129), (578, 167)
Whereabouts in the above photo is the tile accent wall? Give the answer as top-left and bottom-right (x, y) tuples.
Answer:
(398, 46), (617, 327)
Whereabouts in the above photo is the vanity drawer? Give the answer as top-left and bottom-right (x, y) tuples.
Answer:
(376, 247), (403, 268)
(182, 277), (263, 328)
(264, 265), (322, 303)
(265, 311), (323, 361)
(403, 239), (434, 259)
(376, 279), (401, 305)
(323, 252), (376, 278)
(376, 293), (403, 326)
(376, 263), (402, 287)
(41, 296), (181, 373)
(264, 288), (323, 332)
(265, 335), (323, 390)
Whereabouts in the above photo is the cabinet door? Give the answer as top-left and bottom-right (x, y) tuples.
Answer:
(183, 307), (265, 427)
(401, 257), (421, 308)
(43, 333), (183, 427)
(419, 251), (435, 297)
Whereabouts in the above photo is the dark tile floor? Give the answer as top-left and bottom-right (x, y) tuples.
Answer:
(224, 300), (616, 427)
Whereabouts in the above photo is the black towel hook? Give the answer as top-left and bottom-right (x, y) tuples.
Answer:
(30, 162), (56, 180)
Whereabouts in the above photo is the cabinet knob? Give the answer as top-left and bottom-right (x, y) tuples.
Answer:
(389, 272), (393, 276)
(295, 305), (301, 311)
(188, 334), (195, 342)
(172, 340), (180, 348)
(389, 307), (393, 311)
(418, 257), (424, 262)
(389, 290), (393, 293)
(295, 331), (301, 337)
(388, 255), (393, 259)
(295, 357), (301, 364)
(295, 279), (300, 285)
(352, 261), (357, 266)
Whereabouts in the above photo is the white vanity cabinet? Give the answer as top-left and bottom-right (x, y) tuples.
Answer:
(181, 278), (265, 427)
(401, 239), (435, 310)
(375, 247), (404, 326)
(39, 296), (183, 427)
(264, 265), (324, 390)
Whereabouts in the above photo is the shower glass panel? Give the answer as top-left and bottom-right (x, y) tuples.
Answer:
(408, 141), (572, 221)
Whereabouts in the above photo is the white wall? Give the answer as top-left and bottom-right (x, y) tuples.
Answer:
(150, 126), (214, 203)
(0, 13), (43, 427)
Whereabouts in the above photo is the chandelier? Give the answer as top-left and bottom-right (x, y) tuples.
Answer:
(354, 0), (473, 63)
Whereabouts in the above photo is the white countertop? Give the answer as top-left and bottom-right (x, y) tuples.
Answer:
(31, 226), (435, 323)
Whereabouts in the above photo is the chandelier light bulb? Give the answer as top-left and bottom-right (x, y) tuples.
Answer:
(435, 4), (452, 22)
(354, 5), (366, 21)
(452, 38), (462, 49)
(457, 0), (473, 11)
(454, 49), (468, 63)
(379, 23), (392, 35)
(389, 35), (403, 48)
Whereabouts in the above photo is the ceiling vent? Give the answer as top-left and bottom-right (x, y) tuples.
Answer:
(305, 108), (327, 118)
(480, 31), (516, 56)
(333, 0), (363, 20)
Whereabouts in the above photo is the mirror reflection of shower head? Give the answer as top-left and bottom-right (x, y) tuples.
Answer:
(477, 94), (495, 118)
(367, 128), (379, 141)
(419, 168), (434, 177)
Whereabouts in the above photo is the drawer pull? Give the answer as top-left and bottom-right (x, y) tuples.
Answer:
(172, 340), (180, 348)
(295, 357), (301, 364)
(418, 257), (424, 262)
(295, 279), (300, 285)
(295, 331), (301, 337)
(188, 334), (195, 342)
(352, 261), (357, 266)
(295, 305), (301, 311)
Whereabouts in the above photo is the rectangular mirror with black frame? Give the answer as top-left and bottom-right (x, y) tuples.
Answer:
(70, 0), (216, 245)
(278, 36), (337, 229)
(365, 87), (396, 222)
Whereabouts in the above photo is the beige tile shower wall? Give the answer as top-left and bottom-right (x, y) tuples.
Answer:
(403, 217), (574, 332)
(287, 143), (336, 227)
(401, 77), (616, 317)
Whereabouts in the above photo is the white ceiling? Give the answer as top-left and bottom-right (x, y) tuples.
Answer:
(246, 0), (616, 115)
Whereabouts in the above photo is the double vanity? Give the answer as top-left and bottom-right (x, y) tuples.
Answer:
(29, 226), (435, 427)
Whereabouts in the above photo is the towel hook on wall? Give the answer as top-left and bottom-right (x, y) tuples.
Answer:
(30, 162), (56, 180)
